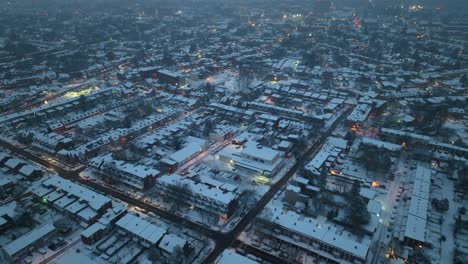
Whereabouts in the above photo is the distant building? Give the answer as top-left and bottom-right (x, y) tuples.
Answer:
(380, 128), (468, 158)
(345, 104), (372, 127)
(157, 69), (186, 88)
(314, 0), (332, 14)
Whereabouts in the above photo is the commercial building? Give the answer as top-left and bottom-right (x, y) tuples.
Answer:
(157, 69), (187, 88)
(219, 138), (285, 177)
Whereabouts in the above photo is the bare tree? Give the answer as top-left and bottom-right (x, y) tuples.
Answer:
(237, 65), (253, 93)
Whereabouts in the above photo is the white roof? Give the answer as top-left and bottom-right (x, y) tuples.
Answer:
(404, 165), (431, 243)
(404, 214), (426, 242)
(414, 165), (431, 183)
(116, 213), (166, 245)
(42, 175), (110, 211)
(367, 200), (381, 215)
(18, 164), (41, 177)
(260, 203), (369, 260)
(305, 137), (347, 174)
(0, 152), (9, 161)
(241, 141), (280, 162)
(169, 138), (206, 163)
(157, 175), (237, 206)
(347, 104), (372, 123)
(412, 179), (430, 200)
(65, 200), (88, 214)
(4, 158), (24, 169)
(408, 196), (428, 220)
(77, 207), (99, 221)
(361, 137), (401, 151)
(81, 222), (106, 238)
(0, 201), (17, 219)
(3, 223), (55, 257)
(216, 249), (259, 264)
(158, 234), (186, 254)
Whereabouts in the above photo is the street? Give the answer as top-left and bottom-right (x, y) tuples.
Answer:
(0, 107), (352, 264)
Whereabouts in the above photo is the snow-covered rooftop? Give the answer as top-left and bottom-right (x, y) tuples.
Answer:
(216, 249), (259, 264)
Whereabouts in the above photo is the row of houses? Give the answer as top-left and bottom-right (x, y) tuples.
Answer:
(90, 153), (161, 190)
(255, 202), (371, 264)
(0, 152), (44, 180)
(81, 213), (194, 261)
(155, 174), (239, 220)
(30, 175), (113, 224)
(380, 127), (468, 158)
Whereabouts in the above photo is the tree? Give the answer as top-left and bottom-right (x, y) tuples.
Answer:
(189, 43), (197, 53)
(409, 248), (430, 264)
(183, 241), (194, 256)
(123, 115), (132, 128)
(237, 65), (253, 92)
(349, 180), (361, 198)
(162, 51), (175, 66)
(460, 74), (468, 87)
(16, 212), (35, 228)
(294, 137), (308, 156)
(173, 138), (183, 150)
(147, 247), (159, 262)
(344, 131), (355, 142)
(167, 180), (192, 211)
(303, 50), (318, 67)
(239, 189), (256, 207)
(362, 146), (391, 172)
(432, 198), (449, 212)
(346, 179), (369, 228)
(17, 132), (33, 145)
(106, 51), (116, 61)
(347, 197), (370, 227)
(205, 82), (215, 98)
(169, 245), (186, 264)
(318, 166), (327, 190)
(322, 71), (334, 89)
(78, 95), (88, 111)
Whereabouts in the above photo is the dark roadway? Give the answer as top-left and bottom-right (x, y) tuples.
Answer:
(0, 107), (351, 263)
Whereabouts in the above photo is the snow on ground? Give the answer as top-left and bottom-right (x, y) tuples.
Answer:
(206, 70), (246, 94)
(31, 228), (84, 264)
(53, 242), (106, 264)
